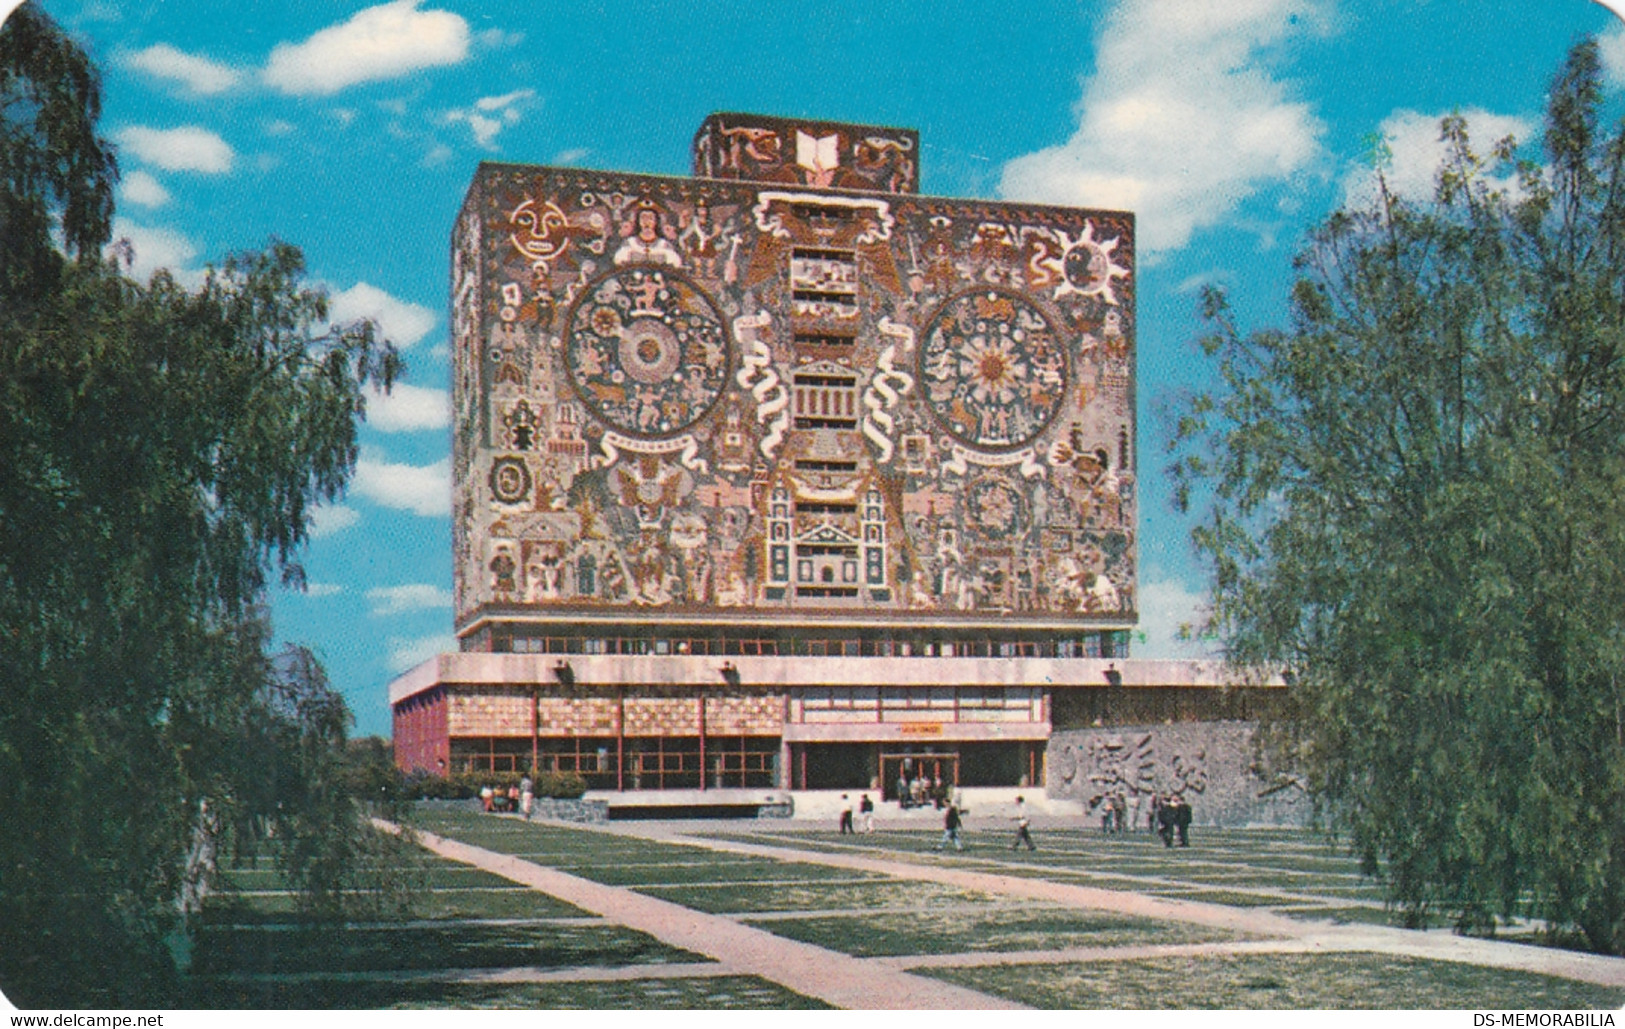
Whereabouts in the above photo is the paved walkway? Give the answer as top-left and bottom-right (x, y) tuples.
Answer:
(629, 822), (1625, 989)
(404, 826), (1022, 1010)
(383, 817), (1625, 1007)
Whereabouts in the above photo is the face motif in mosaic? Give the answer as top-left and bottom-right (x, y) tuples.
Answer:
(564, 266), (731, 439)
(918, 288), (1068, 451)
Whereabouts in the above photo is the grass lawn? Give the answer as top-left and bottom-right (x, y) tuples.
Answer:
(742, 905), (1245, 957)
(638, 878), (1000, 915)
(922, 952), (1625, 1009)
(185, 974), (828, 1009)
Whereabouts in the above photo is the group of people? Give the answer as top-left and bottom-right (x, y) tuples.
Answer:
(837, 793), (876, 834)
(1151, 793), (1192, 847)
(479, 776), (536, 820)
(895, 773), (950, 810)
(927, 792), (1194, 851)
(1089, 792), (1193, 846)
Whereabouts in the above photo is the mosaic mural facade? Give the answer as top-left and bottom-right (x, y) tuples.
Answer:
(450, 117), (1136, 632)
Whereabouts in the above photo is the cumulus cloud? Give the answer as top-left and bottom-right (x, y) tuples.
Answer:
(328, 281), (436, 348)
(353, 453), (450, 516)
(365, 382), (450, 432)
(307, 503), (361, 539)
(106, 218), (203, 286)
(999, 0), (1326, 255)
(1133, 577), (1221, 660)
(263, 0), (471, 96)
(119, 170), (171, 208)
(121, 43), (242, 95)
(367, 583), (453, 616)
(441, 88), (534, 148)
(386, 632), (457, 673)
(114, 125), (234, 174)
(1341, 108), (1534, 208)
(303, 582), (345, 597)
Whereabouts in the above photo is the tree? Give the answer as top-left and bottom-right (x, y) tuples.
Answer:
(1172, 40), (1625, 953)
(0, 1), (116, 304)
(0, 5), (407, 1005)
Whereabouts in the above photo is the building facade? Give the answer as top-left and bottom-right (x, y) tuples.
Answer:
(393, 113), (1156, 797)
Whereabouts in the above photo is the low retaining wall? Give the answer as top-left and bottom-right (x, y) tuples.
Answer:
(1047, 721), (1310, 828)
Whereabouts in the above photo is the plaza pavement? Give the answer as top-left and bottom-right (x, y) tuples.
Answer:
(392, 815), (1625, 1009)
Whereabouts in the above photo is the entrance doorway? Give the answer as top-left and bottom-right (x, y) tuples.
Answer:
(881, 751), (958, 805)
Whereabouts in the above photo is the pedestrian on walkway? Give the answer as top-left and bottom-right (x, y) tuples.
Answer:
(1157, 793), (1177, 847)
(935, 801), (964, 851)
(838, 794), (855, 834)
(859, 793), (875, 833)
(520, 774), (535, 820)
(1011, 796), (1036, 851)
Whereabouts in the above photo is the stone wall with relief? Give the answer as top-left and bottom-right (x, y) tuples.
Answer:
(1047, 723), (1312, 828)
(451, 126), (1136, 629)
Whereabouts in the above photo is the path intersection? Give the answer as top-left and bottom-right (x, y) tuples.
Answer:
(187, 806), (1625, 1009)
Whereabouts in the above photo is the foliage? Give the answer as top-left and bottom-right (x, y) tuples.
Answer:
(404, 770), (590, 801)
(0, 5), (405, 1005)
(0, 1), (116, 305)
(1171, 41), (1625, 952)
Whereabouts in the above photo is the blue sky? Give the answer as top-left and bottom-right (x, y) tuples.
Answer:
(13, 0), (1625, 738)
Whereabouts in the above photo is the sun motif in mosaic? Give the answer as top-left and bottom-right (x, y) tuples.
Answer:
(564, 266), (731, 438)
(919, 288), (1068, 450)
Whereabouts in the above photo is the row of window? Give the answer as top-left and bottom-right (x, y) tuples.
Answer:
(495, 634), (1127, 658)
(800, 685), (1036, 711)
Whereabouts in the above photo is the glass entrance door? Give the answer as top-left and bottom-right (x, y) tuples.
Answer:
(880, 751), (958, 805)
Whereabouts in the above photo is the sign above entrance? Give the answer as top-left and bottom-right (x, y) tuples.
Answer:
(898, 723), (943, 736)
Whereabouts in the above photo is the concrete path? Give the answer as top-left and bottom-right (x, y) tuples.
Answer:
(612, 821), (1625, 989)
(405, 826), (1023, 1010)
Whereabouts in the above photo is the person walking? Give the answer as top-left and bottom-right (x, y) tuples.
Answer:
(1172, 794), (1192, 847)
(935, 801), (964, 851)
(519, 774), (535, 820)
(1010, 795), (1036, 851)
(1156, 793), (1177, 847)
(859, 793), (875, 833)
(838, 794), (855, 835)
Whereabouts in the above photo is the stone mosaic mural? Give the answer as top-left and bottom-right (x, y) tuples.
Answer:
(451, 126), (1136, 626)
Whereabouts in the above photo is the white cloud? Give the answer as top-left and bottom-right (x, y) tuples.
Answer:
(386, 632), (457, 673)
(366, 382), (450, 432)
(367, 583), (453, 615)
(353, 453), (450, 516)
(263, 0), (471, 96)
(307, 503), (361, 538)
(442, 88), (534, 148)
(329, 281), (437, 348)
(119, 170), (171, 208)
(121, 43), (242, 95)
(1133, 577), (1221, 660)
(264, 119), (296, 137)
(114, 125), (234, 174)
(303, 582), (345, 597)
(1340, 108), (1534, 209)
(552, 147), (589, 165)
(1601, 19), (1625, 87)
(999, 0), (1326, 256)
(106, 218), (203, 286)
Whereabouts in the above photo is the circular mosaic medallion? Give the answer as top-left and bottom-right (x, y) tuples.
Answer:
(965, 476), (1026, 540)
(564, 266), (730, 438)
(918, 288), (1068, 450)
(488, 456), (532, 505)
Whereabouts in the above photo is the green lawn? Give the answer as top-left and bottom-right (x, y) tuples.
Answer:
(742, 905), (1245, 957)
(922, 952), (1625, 1009)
